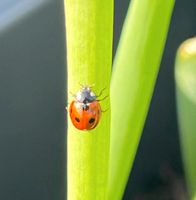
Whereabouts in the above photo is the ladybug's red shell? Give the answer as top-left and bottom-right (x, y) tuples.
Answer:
(69, 100), (101, 130)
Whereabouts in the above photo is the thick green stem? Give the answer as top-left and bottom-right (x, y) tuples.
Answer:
(175, 37), (196, 200)
(108, 0), (174, 199)
(64, 0), (113, 199)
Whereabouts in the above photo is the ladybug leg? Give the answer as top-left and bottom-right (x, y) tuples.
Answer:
(96, 87), (107, 98)
(64, 105), (68, 111)
(66, 92), (74, 110)
(69, 91), (75, 98)
(101, 108), (109, 113)
(97, 95), (109, 102)
(65, 102), (71, 111)
(64, 100), (72, 111)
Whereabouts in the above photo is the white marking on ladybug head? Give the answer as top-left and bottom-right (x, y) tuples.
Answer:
(90, 91), (96, 98)
(75, 91), (85, 102)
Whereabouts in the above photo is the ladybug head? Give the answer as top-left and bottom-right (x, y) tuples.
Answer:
(75, 86), (96, 103)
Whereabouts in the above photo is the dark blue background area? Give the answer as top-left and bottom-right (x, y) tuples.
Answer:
(0, 1), (66, 199)
(0, 0), (195, 199)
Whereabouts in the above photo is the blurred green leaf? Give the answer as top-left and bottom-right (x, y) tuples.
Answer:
(108, 0), (175, 199)
(175, 37), (196, 200)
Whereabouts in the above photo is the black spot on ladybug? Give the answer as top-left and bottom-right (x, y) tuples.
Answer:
(83, 104), (89, 111)
(70, 109), (72, 113)
(75, 117), (80, 122)
(89, 118), (95, 124)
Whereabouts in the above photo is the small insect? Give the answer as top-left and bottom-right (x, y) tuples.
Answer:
(69, 86), (106, 131)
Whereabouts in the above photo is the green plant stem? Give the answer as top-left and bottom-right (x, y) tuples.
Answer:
(64, 0), (113, 199)
(108, 0), (174, 199)
(175, 37), (196, 200)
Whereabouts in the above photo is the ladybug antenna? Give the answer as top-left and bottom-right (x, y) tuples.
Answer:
(78, 82), (95, 89)
(88, 83), (95, 88)
(78, 82), (85, 88)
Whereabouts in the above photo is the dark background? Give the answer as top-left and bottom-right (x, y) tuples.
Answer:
(0, 0), (195, 199)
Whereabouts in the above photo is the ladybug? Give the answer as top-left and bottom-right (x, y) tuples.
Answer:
(69, 86), (103, 131)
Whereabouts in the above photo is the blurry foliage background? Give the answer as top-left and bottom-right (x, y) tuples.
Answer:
(0, 0), (195, 199)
